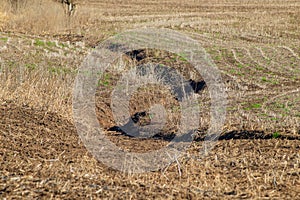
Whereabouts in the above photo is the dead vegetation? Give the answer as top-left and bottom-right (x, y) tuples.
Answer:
(0, 0), (299, 199)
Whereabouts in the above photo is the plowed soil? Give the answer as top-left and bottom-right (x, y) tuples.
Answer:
(1, 101), (300, 199)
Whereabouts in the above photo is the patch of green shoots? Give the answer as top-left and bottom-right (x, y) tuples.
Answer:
(46, 41), (56, 47)
(25, 63), (37, 70)
(245, 103), (262, 110)
(237, 63), (244, 68)
(272, 132), (280, 139)
(34, 39), (45, 47)
(0, 37), (8, 42)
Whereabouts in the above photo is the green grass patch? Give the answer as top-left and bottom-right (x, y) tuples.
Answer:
(58, 43), (68, 48)
(229, 69), (236, 74)
(270, 117), (279, 121)
(178, 56), (188, 62)
(214, 55), (221, 61)
(48, 66), (76, 75)
(251, 103), (262, 109)
(6, 60), (18, 69)
(272, 102), (291, 113)
(272, 132), (280, 139)
(177, 52), (188, 62)
(46, 41), (56, 47)
(0, 37), (8, 42)
(261, 77), (268, 82)
(255, 66), (264, 71)
(25, 63), (37, 70)
(98, 74), (112, 87)
(34, 39), (45, 47)
(245, 103), (262, 110)
(261, 76), (279, 84)
(237, 63), (244, 68)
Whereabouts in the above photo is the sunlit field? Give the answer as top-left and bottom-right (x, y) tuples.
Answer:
(0, 0), (299, 198)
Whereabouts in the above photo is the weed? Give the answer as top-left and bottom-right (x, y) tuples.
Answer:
(214, 55), (221, 61)
(98, 74), (112, 87)
(46, 41), (56, 47)
(34, 39), (45, 47)
(59, 43), (68, 48)
(272, 132), (280, 138)
(177, 52), (188, 62)
(270, 117), (279, 121)
(266, 59), (271, 65)
(178, 56), (188, 62)
(270, 79), (279, 85)
(229, 69), (236, 74)
(252, 103), (262, 109)
(236, 72), (244, 76)
(255, 66), (264, 71)
(48, 66), (75, 75)
(6, 60), (18, 69)
(237, 64), (244, 68)
(261, 77), (268, 82)
(25, 63), (37, 70)
(226, 107), (235, 111)
(245, 103), (262, 110)
(48, 66), (60, 74)
(0, 37), (8, 42)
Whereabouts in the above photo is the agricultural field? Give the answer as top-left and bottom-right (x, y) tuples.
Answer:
(0, 0), (299, 199)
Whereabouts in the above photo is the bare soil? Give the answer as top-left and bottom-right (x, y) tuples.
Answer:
(1, 101), (299, 199)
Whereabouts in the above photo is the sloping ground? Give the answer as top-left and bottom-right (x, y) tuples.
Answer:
(0, 30), (299, 199)
(0, 0), (300, 198)
(1, 101), (299, 199)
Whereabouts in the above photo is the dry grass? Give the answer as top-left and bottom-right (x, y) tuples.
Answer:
(0, 33), (85, 119)
(0, 0), (299, 199)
